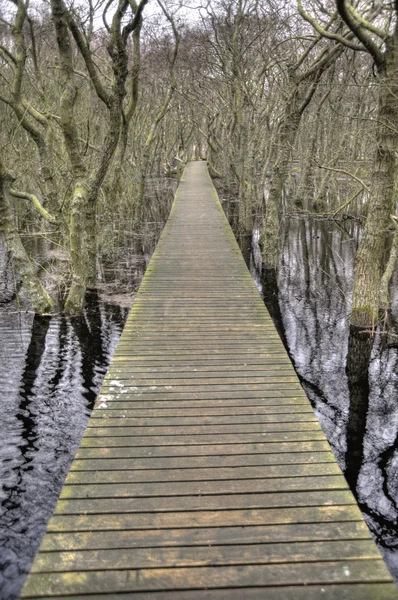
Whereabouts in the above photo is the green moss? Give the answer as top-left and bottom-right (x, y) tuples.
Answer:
(350, 305), (378, 328)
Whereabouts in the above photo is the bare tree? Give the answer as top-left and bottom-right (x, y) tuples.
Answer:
(298, 0), (398, 326)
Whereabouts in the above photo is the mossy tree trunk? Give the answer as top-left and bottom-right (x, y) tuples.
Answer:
(51, 0), (148, 313)
(0, 1), (61, 226)
(350, 39), (398, 326)
(0, 159), (53, 314)
(300, 0), (398, 324)
(108, 19), (142, 212)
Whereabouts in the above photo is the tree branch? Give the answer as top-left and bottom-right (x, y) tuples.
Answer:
(335, 0), (385, 70)
(297, 1), (365, 51)
(67, 19), (112, 107)
(123, 0), (149, 43)
(314, 158), (370, 191)
(346, 3), (387, 40)
(9, 188), (57, 223)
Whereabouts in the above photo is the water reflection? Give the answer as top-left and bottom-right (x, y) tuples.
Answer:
(258, 217), (398, 580)
(0, 292), (129, 599)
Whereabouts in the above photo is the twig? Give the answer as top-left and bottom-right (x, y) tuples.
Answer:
(313, 158), (370, 191)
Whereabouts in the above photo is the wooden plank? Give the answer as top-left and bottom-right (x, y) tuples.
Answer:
(22, 584), (398, 600)
(90, 405), (314, 416)
(96, 390), (308, 401)
(106, 362), (293, 372)
(70, 451), (335, 471)
(92, 398), (310, 409)
(75, 440), (332, 458)
(78, 431), (334, 447)
(58, 477), (349, 500)
(64, 462), (341, 485)
(86, 415), (318, 428)
(48, 504), (362, 533)
(109, 357), (293, 365)
(31, 540), (381, 573)
(82, 423), (323, 437)
(38, 521), (374, 552)
(54, 489), (355, 515)
(98, 385), (307, 396)
(21, 560), (392, 597)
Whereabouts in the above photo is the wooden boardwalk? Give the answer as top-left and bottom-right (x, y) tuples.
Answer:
(22, 162), (396, 598)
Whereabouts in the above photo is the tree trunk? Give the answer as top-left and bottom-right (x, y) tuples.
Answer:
(351, 40), (398, 327)
(261, 108), (301, 269)
(0, 161), (53, 314)
(85, 199), (97, 285)
(64, 181), (90, 313)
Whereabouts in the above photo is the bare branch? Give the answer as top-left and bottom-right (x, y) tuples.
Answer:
(314, 158), (370, 191)
(297, 1), (364, 52)
(335, 0), (385, 69)
(9, 188), (57, 223)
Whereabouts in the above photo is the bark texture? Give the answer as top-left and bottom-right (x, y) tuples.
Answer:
(0, 160), (53, 314)
(351, 38), (398, 326)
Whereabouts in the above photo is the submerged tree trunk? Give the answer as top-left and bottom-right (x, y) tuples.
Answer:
(64, 181), (90, 313)
(0, 160), (53, 314)
(351, 40), (398, 327)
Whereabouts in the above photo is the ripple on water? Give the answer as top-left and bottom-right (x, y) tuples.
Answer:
(0, 295), (129, 599)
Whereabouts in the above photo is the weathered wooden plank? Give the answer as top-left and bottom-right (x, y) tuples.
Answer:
(54, 489), (355, 515)
(115, 340), (285, 347)
(101, 380), (302, 392)
(106, 363), (293, 373)
(22, 584), (398, 600)
(103, 373), (297, 384)
(65, 462), (341, 485)
(99, 384), (306, 395)
(59, 476), (349, 500)
(122, 324), (279, 331)
(38, 521), (373, 552)
(97, 390), (308, 401)
(109, 357), (293, 366)
(91, 406), (313, 417)
(21, 559), (392, 597)
(112, 348), (289, 356)
(75, 440), (332, 458)
(82, 422), (322, 437)
(48, 504), (362, 533)
(78, 430), (331, 447)
(93, 398), (310, 408)
(106, 367), (295, 378)
(70, 451), (335, 471)
(31, 540), (381, 573)
(86, 415), (318, 428)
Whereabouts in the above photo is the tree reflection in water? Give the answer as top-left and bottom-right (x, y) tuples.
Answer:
(258, 217), (398, 580)
(0, 292), (129, 599)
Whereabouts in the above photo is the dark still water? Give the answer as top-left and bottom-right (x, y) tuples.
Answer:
(254, 217), (398, 581)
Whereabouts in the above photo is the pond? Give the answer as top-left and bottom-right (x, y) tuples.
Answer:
(1, 214), (398, 598)
(252, 217), (398, 582)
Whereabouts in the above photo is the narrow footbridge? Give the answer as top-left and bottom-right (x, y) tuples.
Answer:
(22, 162), (395, 598)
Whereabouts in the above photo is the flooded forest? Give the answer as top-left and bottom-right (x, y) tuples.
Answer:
(1, 0), (398, 597)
